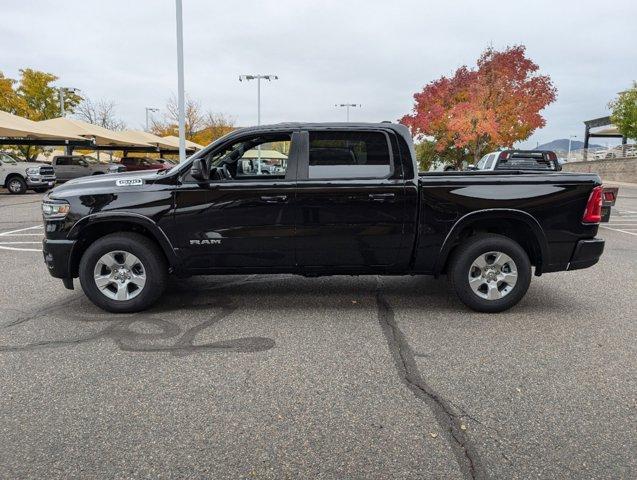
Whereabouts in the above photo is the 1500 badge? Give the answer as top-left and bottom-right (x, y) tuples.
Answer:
(115, 178), (143, 187)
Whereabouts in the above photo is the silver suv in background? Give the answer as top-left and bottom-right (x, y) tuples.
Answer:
(51, 155), (125, 182)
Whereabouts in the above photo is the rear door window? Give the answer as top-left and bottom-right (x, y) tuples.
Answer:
(308, 131), (392, 179)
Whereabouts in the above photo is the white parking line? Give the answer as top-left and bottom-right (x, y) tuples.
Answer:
(0, 225), (44, 252)
(600, 226), (637, 237)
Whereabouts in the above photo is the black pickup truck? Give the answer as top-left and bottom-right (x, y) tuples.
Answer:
(42, 123), (606, 313)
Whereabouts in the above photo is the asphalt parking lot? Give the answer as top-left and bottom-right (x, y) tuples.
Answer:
(0, 186), (635, 479)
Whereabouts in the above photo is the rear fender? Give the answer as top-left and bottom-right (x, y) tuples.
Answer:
(434, 208), (550, 276)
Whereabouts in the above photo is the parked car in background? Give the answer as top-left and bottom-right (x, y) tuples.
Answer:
(121, 157), (171, 172)
(468, 150), (560, 171)
(0, 151), (56, 194)
(51, 155), (125, 182)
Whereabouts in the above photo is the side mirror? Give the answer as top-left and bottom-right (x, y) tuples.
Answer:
(465, 164), (477, 171)
(190, 158), (210, 182)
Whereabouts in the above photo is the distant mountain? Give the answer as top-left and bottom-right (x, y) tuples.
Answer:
(535, 139), (603, 152)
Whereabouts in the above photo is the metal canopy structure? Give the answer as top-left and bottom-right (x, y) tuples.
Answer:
(38, 118), (152, 148)
(0, 111), (206, 157)
(583, 116), (627, 158)
(161, 135), (203, 151)
(0, 111), (93, 149)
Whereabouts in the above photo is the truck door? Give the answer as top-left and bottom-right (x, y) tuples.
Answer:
(295, 129), (406, 269)
(173, 130), (300, 271)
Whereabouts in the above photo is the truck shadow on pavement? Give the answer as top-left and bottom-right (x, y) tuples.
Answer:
(0, 274), (566, 359)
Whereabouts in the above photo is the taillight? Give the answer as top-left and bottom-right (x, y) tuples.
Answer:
(499, 152), (509, 160)
(582, 186), (603, 224)
(603, 190), (615, 203)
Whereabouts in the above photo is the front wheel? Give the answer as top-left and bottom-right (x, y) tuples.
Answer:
(79, 232), (168, 313)
(6, 176), (27, 194)
(449, 234), (531, 313)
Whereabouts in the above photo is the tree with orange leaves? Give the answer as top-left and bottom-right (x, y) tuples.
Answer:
(400, 45), (557, 166)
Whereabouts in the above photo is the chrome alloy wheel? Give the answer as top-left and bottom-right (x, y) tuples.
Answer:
(93, 250), (146, 301)
(468, 251), (518, 300)
(8, 179), (23, 193)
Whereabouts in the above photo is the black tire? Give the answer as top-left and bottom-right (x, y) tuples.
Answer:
(6, 175), (27, 194)
(79, 232), (168, 313)
(449, 234), (531, 313)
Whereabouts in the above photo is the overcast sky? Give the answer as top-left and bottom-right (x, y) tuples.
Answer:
(2, 0), (635, 147)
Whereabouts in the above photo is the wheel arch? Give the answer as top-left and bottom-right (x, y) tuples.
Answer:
(435, 209), (549, 277)
(4, 172), (26, 187)
(68, 212), (180, 277)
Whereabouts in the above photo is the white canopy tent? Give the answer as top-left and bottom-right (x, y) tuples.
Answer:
(37, 117), (152, 148)
(0, 111), (84, 140)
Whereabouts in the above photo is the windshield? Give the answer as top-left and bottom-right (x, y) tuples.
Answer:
(0, 154), (18, 165)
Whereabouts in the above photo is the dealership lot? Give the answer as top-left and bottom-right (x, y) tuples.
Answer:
(0, 187), (635, 479)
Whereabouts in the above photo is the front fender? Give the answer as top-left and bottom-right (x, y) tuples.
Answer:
(68, 211), (180, 268)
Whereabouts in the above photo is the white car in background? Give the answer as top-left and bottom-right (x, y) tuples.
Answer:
(468, 150), (561, 171)
(0, 151), (56, 194)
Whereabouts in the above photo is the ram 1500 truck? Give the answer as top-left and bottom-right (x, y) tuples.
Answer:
(41, 123), (606, 313)
(1, 151), (56, 194)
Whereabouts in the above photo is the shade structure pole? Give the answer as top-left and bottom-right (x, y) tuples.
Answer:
(175, 0), (186, 163)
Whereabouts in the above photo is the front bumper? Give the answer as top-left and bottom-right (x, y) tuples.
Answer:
(27, 176), (57, 188)
(568, 238), (605, 271)
(43, 238), (76, 287)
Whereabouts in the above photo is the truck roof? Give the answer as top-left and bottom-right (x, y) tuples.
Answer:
(233, 122), (408, 133)
(216, 122), (414, 154)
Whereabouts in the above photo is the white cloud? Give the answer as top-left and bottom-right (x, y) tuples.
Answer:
(1, 0), (635, 142)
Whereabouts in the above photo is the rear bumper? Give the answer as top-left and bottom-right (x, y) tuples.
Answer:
(568, 238), (605, 271)
(42, 238), (75, 284)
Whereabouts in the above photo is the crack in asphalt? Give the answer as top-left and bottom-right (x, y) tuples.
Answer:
(375, 277), (486, 480)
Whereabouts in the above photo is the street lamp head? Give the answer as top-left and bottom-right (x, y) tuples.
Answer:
(239, 74), (278, 82)
(60, 86), (80, 94)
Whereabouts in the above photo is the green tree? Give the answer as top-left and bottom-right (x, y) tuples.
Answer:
(414, 140), (470, 171)
(610, 82), (637, 140)
(0, 69), (82, 160)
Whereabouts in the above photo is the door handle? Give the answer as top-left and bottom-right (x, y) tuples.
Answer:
(260, 195), (288, 203)
(368, 193), (395, 202)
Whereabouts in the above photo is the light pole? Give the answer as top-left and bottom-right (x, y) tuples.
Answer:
(567, 135), (577, 162)
(58, 87), (80, 117)
(239, 74), (278, 173)
(145, 107), (159, 131)
(175, 0), (186, 163)
(335, 103), (361, 122)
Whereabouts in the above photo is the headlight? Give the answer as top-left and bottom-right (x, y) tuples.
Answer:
(42, 201), (70, 220)
(108, 165), (120, 172)
(26, 167), (40, 175)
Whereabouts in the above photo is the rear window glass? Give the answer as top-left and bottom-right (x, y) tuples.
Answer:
(308, 131), (391, 179)
(496, 152), (555, 170)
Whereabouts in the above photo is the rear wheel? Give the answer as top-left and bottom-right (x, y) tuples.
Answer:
(449, 234), (531, 313)
(6, 176), (27, 194)
(79, 232), (167, 313)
